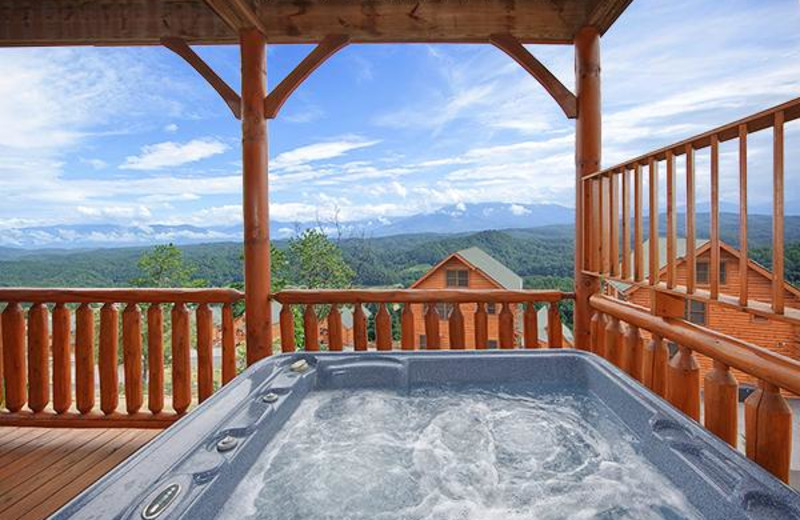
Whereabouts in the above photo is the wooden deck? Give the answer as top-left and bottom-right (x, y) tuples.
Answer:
(0, 427), (160, 520)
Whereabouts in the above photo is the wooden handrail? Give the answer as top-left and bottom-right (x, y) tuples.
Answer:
(590, 294), (800, 395)
(273, 289), (574, 305)
(583, 96), (800, 180)
(0, 287), (244, 305)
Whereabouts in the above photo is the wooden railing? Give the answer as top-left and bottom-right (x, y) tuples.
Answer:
(581, 97), (800, 483)
(590, 294), (798, 483)
(273, 289), (574, 352)
(0, 288), (244, 427)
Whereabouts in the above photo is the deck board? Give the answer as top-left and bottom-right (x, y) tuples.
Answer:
(0, 427), (160, 520)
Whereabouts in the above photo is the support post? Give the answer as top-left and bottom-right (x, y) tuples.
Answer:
(241, 28), (272, 363)
(574, 26), (602, 350)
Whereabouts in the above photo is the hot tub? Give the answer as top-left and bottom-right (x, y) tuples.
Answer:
(54, 351), (800, 519)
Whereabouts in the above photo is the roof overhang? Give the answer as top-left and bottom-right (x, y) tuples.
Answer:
(0, 0), (633, 47)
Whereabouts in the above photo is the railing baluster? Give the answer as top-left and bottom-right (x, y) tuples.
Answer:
(122, 303), (143, 414)
(401, 303), (415, 350)
(652, 334), (668, 397)
(474, 302), (488, 349)
(601, 175), (610, 275)
(739, 125), (749, 306)
(665, 345), (700, 420)
(75, 303), (94, 414)
(623, 323), (642, 380)
(589, 311), (601, 354)
(171, 302), (191, 414)
(710, 134), (720, 298)
(604, 315), (622, 366)
(642, 333), (663, 390)
(147, 304), (164, 414)
(52, 302), (72, 414)
(704, 360), (738, 446)
(196, 303), (214, 403)
(99, 303), (119, 415)
(376, 303), (392, 351)
(2, 303), (26, 413)
(591, 178), (602, 271)
(279, 304), (295, 353)
(523, 303), (539, 348)
(303, 304), (319, 351)
(448, 303), (465, 350)
(221, 303), (237, 383)
(772, 111), (785, 314)
(666, 150), (677, 289)
(634, 163), (644, 282)
(327, 304), (343, 351)
(685, 144), (696, 294)
(622, 167), (631, 279)
(354, 304), (368, 351)
(745, 380), (791, 482)
(499, 302), (514, 349)
(27, 302), (49, 413)
(424, 304), (440, 350)
(648, 158), (659, 286)
(610, 171), (619, 277)
(547, 302), (563, 348)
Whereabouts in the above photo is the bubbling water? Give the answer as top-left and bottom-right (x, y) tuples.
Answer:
(222, 388), (700, 520)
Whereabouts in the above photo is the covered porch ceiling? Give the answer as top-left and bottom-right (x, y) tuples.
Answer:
(0, 0), (632, 47)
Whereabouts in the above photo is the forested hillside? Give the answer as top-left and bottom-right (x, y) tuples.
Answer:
(2, 215), (800, 290)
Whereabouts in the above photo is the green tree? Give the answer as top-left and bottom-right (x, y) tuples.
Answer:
(130, 243), (206, 288)
(287, 229), (355, 289)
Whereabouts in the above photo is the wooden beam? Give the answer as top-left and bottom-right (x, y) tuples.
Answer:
(162, 37), (241, 119)
(0, 0), (632, 47)
(490, 33), (577, 119)
(264, 34), (350, 119)
(240, 28), (272, 363)
(203, 0), (268, 35)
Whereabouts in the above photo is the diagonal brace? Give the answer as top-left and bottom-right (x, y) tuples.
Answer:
(264, 34), (350, 119)
(162, 37), (242, 119)
(490, 33), (577, 119)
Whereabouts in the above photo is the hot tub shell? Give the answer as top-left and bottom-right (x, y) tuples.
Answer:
(53, 350), (800, 519)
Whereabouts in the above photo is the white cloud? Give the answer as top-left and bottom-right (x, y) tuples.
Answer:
(120, 138), (228, 170)
(509, 204), (530, 216)
(164, 123), (179, 133)
(271, 137), (380, 171)
(80, 158), (108, 170)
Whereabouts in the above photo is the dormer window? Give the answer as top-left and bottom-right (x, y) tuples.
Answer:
(696, 261), (726, 285)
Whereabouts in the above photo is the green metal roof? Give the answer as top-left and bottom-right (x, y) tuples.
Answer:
(456, 247), (523, 290)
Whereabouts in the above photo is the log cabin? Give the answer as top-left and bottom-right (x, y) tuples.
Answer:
(410, 247), (573, 349)
(609, 238), (800, 393)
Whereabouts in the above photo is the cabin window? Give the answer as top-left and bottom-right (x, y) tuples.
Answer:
(487, 303), (497, 314)
(419, 335), (427, 349)
(488, 340), (498, 349)
(446, 269), (469, 287)
(685, 300), (707, 325)
(696, 261), (726, 285)
(435, 303), (453, 319)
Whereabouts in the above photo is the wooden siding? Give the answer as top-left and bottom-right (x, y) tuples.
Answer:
(411, 257), (516, 349)
(626, 247), (800, 391)
(0, 427), (158, 520)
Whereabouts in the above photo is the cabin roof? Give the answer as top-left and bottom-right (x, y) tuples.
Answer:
(411, 246), (523, 290)
(0, 0), (633, 47)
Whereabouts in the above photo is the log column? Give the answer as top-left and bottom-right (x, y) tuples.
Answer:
(241, 28), (272, 364)
(574, 26), (602, 350)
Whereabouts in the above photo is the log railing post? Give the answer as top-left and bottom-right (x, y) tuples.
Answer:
(523, 303), (539, 348)
(279, 304), (295, 353)
(448, 303), (465, 350)
(376, 303), (392, 351)
(401, 304), (415, 350)
(745, 380), (792, 482)
(241, 27), (272, 364)
(2, 302), (25, 412)
(604, 315), (622, 366)
(665, 345), (700, 420)
(303, 304), (319, 351)
(623, 323), (642, 380)
(171, 302), (191, 415)
(196, 303), (214, 403)
(52, 302), (72, 414)
(474, 302), (488, 349)
(147, 304), (164, 414)
(353, 304), (367, 351)
(327, 304), (343, 351)
(99, 303), (119, 415)
(499, 303), (514, 349)
(75, 303), (94, 414)
(704, 360), (738, 446)
(221, 303), (237, 383)
(122, 303), (143, 414)
(573, 25), (602, 351)
(424, 305), (440, 350)
(548, 302), (563, 348)
(27, 302), (49, 413)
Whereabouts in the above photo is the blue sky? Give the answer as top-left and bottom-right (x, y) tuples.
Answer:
(0, 0), (799, 245)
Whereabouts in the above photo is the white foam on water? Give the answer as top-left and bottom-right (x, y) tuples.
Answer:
(220, 388), (701, 519)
